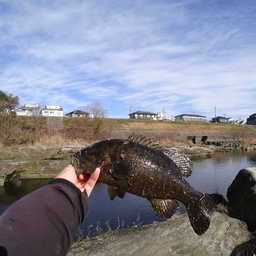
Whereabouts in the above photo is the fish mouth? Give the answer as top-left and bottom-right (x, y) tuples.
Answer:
(78, 161), (105, 175)
(83, 169), (94, 174)
(70, 154), (77, 166)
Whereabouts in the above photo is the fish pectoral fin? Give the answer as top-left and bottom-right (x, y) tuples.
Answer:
(107, 186), (118, 200)
(148, 198), (179, 219)
(116, 188), (126, 199)
(107, 186), (126, 200)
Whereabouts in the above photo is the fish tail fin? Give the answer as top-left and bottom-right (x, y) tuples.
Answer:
(187, 194), (216, 235)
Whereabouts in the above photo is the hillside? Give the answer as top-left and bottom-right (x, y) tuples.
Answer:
(1, 115), (256, 147)
(111, 119), (236, 132)
(79, 118), (256, 144)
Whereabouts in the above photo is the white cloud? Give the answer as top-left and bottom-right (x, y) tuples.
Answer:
(0, 0), (256, 120)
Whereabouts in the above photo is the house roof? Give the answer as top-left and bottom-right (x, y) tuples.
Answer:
(174, 114), (206, 118)
(129, 111), (157, 116)
(65, 110), (89, 115)
(18, 106), (40, 110)
(41, 105), (63, 111)
(214, 116), (229, 119)
(249, 113), (256, 118)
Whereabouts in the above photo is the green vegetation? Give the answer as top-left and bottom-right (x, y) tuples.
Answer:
(0, 90), (19, 113)
(25, 162), (39, 174)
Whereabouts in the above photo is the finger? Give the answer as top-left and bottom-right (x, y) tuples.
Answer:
(78, 173), (90, 182)
(84, 168), (101, 196)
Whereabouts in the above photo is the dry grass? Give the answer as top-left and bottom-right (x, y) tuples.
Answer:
(34, 134), (82, 146)
(119, 120), (234, 133)
(34, 128), (91, 146)
(20, 121), (256, 147)
(244, 137), (256, 146)
(81, 214), (142, 240)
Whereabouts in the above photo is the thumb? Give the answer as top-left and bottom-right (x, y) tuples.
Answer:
(84, 168), (101, 196)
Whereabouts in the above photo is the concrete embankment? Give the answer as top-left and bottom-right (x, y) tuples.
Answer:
(0, 146), (76, 186)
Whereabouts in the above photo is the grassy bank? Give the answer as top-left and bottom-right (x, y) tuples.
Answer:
(1, 115), (256, 148)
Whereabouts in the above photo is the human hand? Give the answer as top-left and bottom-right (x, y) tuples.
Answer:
(55, 164), (100, 196)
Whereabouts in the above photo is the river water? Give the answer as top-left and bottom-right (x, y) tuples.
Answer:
(1, 150), (256, 239)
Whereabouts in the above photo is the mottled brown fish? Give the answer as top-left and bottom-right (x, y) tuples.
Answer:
(71, 134), (216, 235)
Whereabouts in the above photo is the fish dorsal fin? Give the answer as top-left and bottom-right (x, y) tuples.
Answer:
(127, 134), (193, 177)
(127, 134), (162, 151)
(163, 148), (193, 177)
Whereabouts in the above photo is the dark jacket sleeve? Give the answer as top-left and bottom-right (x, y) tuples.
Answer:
(0, 178), (90, 256)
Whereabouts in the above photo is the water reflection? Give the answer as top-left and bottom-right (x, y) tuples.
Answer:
(0, 179), (50, 213)
(188, 151), (256, 197)
(247, 155), (256, 163)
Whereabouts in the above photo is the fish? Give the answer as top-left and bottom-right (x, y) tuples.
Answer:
(71, 134), (216, 235)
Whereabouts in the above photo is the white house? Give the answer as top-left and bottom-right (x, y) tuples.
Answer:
(16, 103), (40, 116)
(156, 112), (169, 121)
(174, 114), (206, 122)
(41, 105), (63, 117)
(129, 111), (157, 120)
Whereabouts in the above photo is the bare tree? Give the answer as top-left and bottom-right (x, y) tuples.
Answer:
(85, 101), (107, 118)
(83, 101), (108, 140)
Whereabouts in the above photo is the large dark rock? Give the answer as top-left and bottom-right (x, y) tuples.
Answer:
(231, 238), (256, 256)
(227, 167), (256, 232)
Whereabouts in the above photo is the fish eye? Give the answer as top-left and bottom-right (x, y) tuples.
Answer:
(120, 150), (125, 159)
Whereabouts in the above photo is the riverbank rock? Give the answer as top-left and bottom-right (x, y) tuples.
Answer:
(68, 211), (252, 256)
(0, 146), (81, 186)
(0, 145), (80, 161)
(171, 146), (214, 158)
(227, 167), (256, 232)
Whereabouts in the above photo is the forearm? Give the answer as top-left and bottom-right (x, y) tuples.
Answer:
(0, 179), (90, 256)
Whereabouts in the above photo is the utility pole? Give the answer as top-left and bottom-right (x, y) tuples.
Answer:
(214, 107), (217, 123)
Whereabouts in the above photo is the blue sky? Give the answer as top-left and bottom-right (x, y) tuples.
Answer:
(0, 0), (256, 120)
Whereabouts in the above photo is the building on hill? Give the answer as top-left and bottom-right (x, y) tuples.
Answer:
(246, 113), (256, 125)
(129, 111), (157, 120)
(211, 116), (229, 123)
(174, 114), (206, 122)
(41, 105), (63, 117)
(16, 103), (40, 116)
(65, 110), (91, 117)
